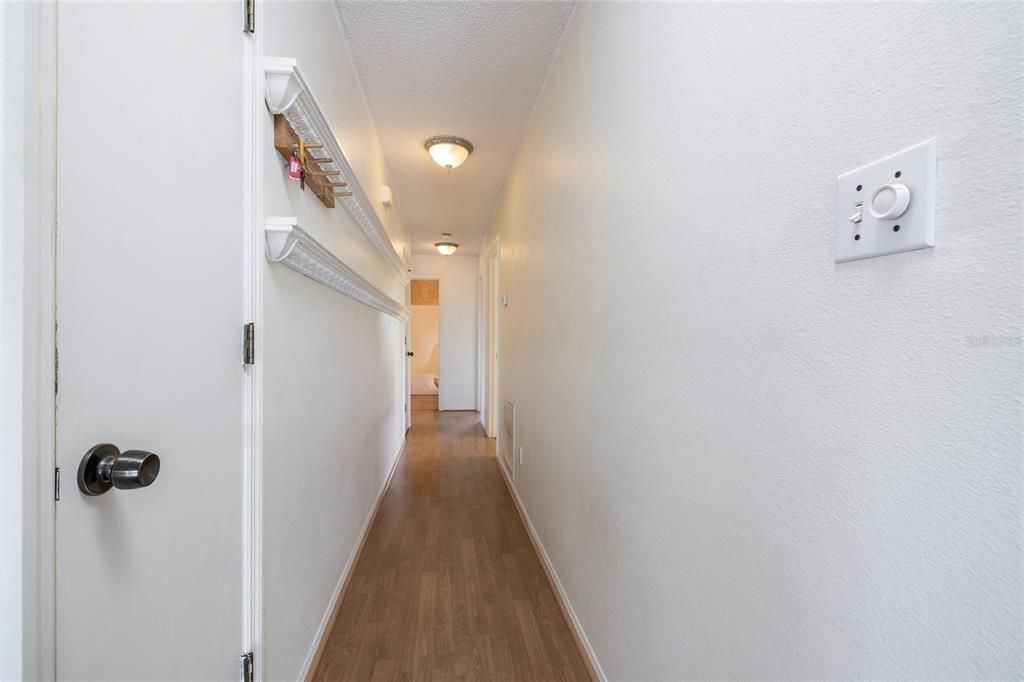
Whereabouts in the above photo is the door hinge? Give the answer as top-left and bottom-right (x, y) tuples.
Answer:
(243, 0), (254, 33)
(244, 322), (255, 365)
(241, 651), (254, 682)
(54, 467), (61, 501)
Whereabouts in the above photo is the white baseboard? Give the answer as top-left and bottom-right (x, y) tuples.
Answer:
(498, 450), (513, 481)
(298, 438), (407, 680)
(497, 463), (607, 682)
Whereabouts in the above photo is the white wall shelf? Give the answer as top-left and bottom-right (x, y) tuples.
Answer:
(265, 217), (409, 322)
(264, 57), (410, 286)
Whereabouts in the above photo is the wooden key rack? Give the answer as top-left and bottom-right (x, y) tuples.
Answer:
(273, 115), (352, 209)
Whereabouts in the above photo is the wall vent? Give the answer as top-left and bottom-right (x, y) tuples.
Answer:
(501, 399), (516, 480)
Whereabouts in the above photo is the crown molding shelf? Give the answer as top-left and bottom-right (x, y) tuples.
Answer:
(264, 57), (409, 286)
(265, 217), (409, 322)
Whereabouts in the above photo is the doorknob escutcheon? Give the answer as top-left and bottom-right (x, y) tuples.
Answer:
(78, 443), (161, 496)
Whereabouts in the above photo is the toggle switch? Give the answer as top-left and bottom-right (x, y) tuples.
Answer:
(849, 202), (863, 224)
(869, 183), (911, 220)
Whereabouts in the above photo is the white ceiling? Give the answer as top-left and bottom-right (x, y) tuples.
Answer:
(337, 0), (574, 256)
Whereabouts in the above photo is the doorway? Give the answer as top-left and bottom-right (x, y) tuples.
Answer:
(410, 279), (440, 411)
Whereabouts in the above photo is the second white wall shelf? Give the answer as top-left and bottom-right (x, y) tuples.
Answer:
(265, 217), (409, 322)
(265, 57), (409, 286)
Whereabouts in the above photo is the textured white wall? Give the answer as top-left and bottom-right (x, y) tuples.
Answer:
(486, 3), (1023, 679)
(412, 254), (478, 410)
(261, 1), (409, 678)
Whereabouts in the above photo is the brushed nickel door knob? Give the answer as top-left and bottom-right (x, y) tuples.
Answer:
(78, 443), (161, 496)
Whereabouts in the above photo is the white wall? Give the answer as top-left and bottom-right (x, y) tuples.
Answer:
(411, 254), (478, 410)
(261, 2), (411, 679)
(485, 3), (1023, 679)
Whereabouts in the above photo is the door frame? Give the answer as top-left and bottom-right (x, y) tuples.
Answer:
(242, 1), (264, 678)
(482, 236), (500, 438)
(405, 293), (412, 431)
(3, 1), (58, 678)
(476, 269), (485, 426)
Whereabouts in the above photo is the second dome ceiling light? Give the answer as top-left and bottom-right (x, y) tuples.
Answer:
(434, 233), (458, 256)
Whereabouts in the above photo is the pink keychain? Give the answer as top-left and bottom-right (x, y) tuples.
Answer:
(288, 151), (302, 181)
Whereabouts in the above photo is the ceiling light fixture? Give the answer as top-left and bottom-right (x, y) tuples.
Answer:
(424, 136), (473, 170)
(434, 233), (458, 256)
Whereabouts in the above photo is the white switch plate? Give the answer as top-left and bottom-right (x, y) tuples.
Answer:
(835, 138), (936, 263)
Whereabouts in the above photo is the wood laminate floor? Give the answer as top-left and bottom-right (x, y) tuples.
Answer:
(312, 409), (591, 682)
(411, 394), (438, 411)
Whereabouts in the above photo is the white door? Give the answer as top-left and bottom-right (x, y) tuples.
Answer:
(55, 3), (245, 679)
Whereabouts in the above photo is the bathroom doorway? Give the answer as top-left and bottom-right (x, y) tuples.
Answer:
(410, 279), (440, 411)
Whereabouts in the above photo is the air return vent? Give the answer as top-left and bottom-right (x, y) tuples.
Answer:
(501, 399), (516, 480)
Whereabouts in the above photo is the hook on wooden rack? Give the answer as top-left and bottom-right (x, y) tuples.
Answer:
(273, 114), (346, 209)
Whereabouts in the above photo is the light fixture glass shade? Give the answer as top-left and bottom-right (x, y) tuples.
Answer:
(425, 136), (473, 170)
(434, 242), (459, 256)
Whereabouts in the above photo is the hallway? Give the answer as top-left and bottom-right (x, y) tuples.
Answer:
(312, 410), (591, 681)
(5, 1), (1022, 679)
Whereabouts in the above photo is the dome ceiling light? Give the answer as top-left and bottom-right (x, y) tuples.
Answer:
(424, 136), (473, 171)
(434, 233), (458, 256)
